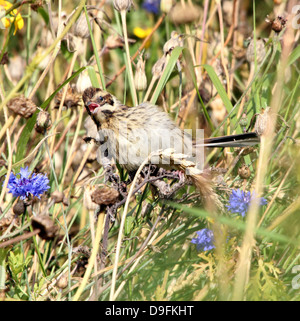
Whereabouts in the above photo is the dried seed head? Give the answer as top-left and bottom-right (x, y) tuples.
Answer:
(73, 12), (93, 39)
(238, 164), (251, 179)
(55, 86), (81, 109)
(270, 16), (287, 33)
(56, 273), (68, 289)
(163, 31), (184, 55)
(51, 191), (65, 204)
(8, 56), (25, 83)
(169, 2), (201, 25)
(152, 56), (166, 79)
(7, 95), (37, 118)
(91, 186), (120, 205)
(160, 0), (174, 13)
(246, 38), (266, 64)
(113, 0), (133, 12)
(83, 185), (99, 211)
(105, 34), (124, 50)
(254, 107), (272, 136)
(13, 199), (26, 216)
(31, 215), (58, 240)
(35, 111), (52, 133)
(134, 56), (147, 91)
(76, 71), (92, 94)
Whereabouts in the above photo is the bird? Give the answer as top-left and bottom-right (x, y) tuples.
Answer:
(82, 87), (260, 206)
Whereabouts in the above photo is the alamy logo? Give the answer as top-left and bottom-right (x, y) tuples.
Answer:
(291, 265), (300, 289)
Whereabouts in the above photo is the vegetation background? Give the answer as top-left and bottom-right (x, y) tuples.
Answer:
(0, 0), (299, 301)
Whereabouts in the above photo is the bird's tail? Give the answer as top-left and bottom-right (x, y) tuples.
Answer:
(199, 132), (260, 148)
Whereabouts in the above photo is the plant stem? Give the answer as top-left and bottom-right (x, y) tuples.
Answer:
(120, 10), (137, 106)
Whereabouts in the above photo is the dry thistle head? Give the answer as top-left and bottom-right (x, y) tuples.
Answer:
(7, 95), (37, 118)
(73, 12), (94, 39)
(35, 110), (52, 133)
(105, 34), (125, 50)
(13, 199), (26, 216)
(169, 2), (201, 25)
(91, 185), (120, 206)
(134, 55), (147, 91)
(246, 38), (266, 64)
(270, 16), (287, 33)
(113, 0), (134, 12)
(238, 164), (251, 179)
(8, 56), (25, 83)
(55, 85), (81, 109)
(254, 107), (272, 136)
(31, 215), (58, 240)
(163, 31), (184, 55)
(56, 273), (69, 289)
(83, 185), (99, 211)
(152, 56), (166, 79)
(76, 70), (92, 94)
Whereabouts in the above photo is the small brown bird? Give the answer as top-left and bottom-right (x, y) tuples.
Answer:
(82, 87), (259, 205)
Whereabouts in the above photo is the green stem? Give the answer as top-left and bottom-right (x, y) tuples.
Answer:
(83, 5), (106, 89)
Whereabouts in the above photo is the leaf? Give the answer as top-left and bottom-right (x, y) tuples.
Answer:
(87, 66), (100, 88)
(203, 64), (234, 116)
(150, 47), (184, 105)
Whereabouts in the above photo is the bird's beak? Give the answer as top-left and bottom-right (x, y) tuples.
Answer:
(86, 101), (100, 114)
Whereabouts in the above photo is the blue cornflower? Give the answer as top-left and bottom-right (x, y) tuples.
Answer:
(227, 189), (267, 217)
(5, 166), (50, 200)
(142, 0), (160, 14)
(191, 228), (215, 252)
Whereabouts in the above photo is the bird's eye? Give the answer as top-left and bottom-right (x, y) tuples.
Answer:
(97, 96), (104, 103)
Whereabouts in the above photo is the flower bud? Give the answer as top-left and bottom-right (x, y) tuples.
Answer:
(73, 12), (93, 39)
(160, 0), (173, 13)
(254, 107), (272, 136)
(7, 56), (25, 83)
(76, 71), (92, 94)
(239, 113), (248, 128)
(91, 186), (120, 206)
(13, 199), (26, 216)
(56, 273), (68, 289)
(238, 164), (251, 179)
(35, 111), (52, 133)
(163, 31), (184, 55)
(113, 0), (133, 12)
(7, 95), (37, 118)
(246, 38), (266, 64)
(134, 56), (147, 91)
(169, 2), (201, 25)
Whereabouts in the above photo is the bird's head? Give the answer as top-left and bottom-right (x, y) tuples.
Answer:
(82, 87), (118, 115)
